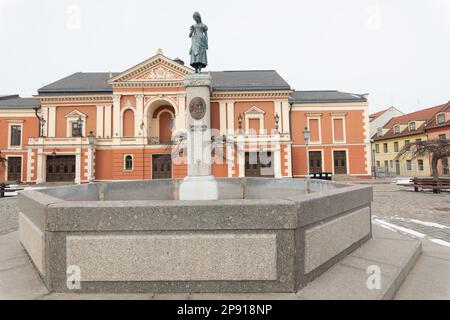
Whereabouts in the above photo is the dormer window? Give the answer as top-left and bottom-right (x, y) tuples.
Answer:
(409, 122), (416, 131)
(394, 125), (400, 134)
(437, 114), (445, 125)
(377, 128), (383, 137)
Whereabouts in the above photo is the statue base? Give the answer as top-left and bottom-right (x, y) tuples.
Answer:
(179, 175), (219, 201)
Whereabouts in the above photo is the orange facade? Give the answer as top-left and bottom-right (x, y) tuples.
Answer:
(0, 53), (371, 184)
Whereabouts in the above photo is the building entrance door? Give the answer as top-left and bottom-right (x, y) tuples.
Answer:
(333, 151), (347, 174)
(7, 157), (22, 182)
(46, 156), (76, 182)
(152, 154), (172, 179)
(245, 152), (274, 178)
(309, 151), (322, 174)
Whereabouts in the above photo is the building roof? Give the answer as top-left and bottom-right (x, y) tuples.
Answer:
(372, 103), (446, 141)
(38, 72), (119, 95)
(369, 108), (389, 120)
(289, 90), (367, 104)
(424, 102), (450, 130)
(0, 95), (40, 109)
(38, 70), (291, 95)
(210, 70), (291, 91)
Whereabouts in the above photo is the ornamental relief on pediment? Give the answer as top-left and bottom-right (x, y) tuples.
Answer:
(133, 66), (183, 81)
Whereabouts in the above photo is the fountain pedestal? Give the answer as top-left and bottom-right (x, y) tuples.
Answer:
(179, 73), (218, 200)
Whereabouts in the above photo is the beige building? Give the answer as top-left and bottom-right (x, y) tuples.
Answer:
(371, 104), (445, 177)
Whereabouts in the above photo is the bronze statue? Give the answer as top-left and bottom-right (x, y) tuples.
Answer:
(189, 12), (208, 73)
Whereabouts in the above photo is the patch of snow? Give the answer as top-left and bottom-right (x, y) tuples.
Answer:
(429, 238), (450, 248)
(373, 219), (426, 238)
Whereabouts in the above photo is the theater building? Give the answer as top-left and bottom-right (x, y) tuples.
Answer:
(0, 51), (371, 184)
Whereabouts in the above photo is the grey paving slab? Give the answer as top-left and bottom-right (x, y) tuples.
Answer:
(395, 240), (450, 300)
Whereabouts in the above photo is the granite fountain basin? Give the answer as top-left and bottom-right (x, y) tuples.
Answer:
(18, 178), (373, 293)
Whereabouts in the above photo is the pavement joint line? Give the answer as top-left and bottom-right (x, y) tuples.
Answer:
(421, 253), (450, 262)
(349, 254), (400, 268)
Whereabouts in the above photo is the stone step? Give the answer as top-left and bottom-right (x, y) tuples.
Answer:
(1, 224), (422, 300)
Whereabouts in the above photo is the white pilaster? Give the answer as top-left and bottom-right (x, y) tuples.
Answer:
(219, 101), (227, 135)
(36, 148), (44, 184)
(274, 134), (282, 178)
(274, 101), (282, 133)
(177, 94), (186, 131)
(104, 105), (112, 138)
(48, 106), (56, 137)
(226, 101), (235, 134)
(281, 101), (290, 134)
(237, 135), (245, 177)
(135, 95), (144, 137)
(26, 149), (33, 183)
(75, 147), (82, 184)
(96, 105), (104, 138)
(113, 95), (121, 138)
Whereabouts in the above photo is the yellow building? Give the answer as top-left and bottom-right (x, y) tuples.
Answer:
(371, 104), (444, 177)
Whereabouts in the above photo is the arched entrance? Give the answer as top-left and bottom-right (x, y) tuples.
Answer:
(144, 98), (178, 145)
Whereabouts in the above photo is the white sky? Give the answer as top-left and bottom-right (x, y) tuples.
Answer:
(0, 0), (449, 113)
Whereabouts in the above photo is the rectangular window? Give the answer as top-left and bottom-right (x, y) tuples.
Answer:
(418, 159), (424, 171)
(383, 143), (388, 153)
(405, 140), (410, 151)
(333, 118), (344, 142)
(10, 125), (22, 147)
(439, 134), (446, 141)
(406, 160), (412, 171)
(376, 161), (380, 168)
(375, 144), (380, 154)
(394, 142), (399, 152)
(71, 122), (81, 137)
(309, 119), (320, 143)
(437, 114), (445, 124)
(390, 160), (393, 168)
(248, 119), (260, 134)
(384, 160), (388, 168)
(416, 138), (421, 142)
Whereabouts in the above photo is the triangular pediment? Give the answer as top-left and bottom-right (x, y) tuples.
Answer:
(65, 109), (87, 118)
(245, 106), (266, 114)
(109, 51), (194, 83)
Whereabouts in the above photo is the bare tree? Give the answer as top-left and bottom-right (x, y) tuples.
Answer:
(396, 139), (450, 179)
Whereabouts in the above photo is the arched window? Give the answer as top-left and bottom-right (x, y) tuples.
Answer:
(124, 155), (133, 171)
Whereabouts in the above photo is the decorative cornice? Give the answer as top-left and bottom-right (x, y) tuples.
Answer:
(112, 81), (185, 88)
(38, 95), (113, 104)
(211, 91), (291, 99)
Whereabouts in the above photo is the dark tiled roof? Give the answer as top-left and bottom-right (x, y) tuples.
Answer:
(0, 95), (40, 109)
(210, 70), (291, 91)
(38, 72), (119, 95)
(289, 90), (367, 104)
(38, 71), (291, 95)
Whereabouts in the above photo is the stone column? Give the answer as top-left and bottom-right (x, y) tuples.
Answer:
(281, 101), (290, 134)
(75, 147), (82, 184)
(135, 95), (144, 138)
(48, 106), (56, 137)
(96, 105), (104, 138)
(237, 134), (245, 178)
(179, 73), (218, 200)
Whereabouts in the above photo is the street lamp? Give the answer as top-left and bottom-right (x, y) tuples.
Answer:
(303, 127), (310, 178)
(275, 113), (280, 133)
(33, 107), (46, 137)
(87, 131), (95, 183)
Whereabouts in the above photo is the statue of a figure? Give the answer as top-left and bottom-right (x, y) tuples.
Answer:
(189, 12), (208, 73)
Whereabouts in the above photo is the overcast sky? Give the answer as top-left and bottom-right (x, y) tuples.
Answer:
(1, 0), (449, 113)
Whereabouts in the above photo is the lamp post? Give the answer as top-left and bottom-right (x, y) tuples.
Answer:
(33, 107), (46, 137)
(370, 139), (376, 179)
(87, 131), (95, 183)
(275, 113), (280, 134)
(303, 127), (310, 178)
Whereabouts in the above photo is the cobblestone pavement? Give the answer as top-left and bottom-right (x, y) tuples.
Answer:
(0, 198), (19, 235)
(371, 184), (450, 244)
